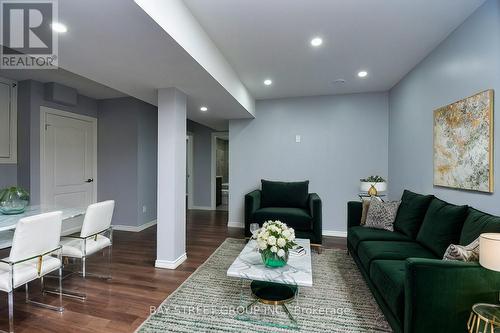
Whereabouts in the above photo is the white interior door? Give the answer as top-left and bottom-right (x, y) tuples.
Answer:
(42, 108), (96, 208)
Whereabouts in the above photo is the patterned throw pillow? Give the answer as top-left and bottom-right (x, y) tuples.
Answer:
(360, 197), (382, 225)
(443, 238), (479, 262)
(364, 199), (401, 231)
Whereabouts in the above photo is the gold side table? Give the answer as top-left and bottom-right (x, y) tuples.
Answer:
(468, 303), (500, 333)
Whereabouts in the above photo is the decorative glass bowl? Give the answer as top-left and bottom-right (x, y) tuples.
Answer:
(0, 187), (29, 215)
(261, 249), (289, 268)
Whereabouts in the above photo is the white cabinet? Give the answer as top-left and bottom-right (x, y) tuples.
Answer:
(0, 78), (17, 164)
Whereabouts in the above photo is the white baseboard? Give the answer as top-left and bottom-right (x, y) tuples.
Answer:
(113, 219), (157, 232)
(189, 205), (213, 210)
(227, 221), (244, 228)
(322, 230), (347, 238)
(155, 253), (187, 270)
(226, 223), (347, 237)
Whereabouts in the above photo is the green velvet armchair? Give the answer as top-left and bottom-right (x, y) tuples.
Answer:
(244, 180), (322, 244)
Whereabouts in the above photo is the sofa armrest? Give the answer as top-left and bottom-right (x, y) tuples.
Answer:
(244, 190), (261, 236)
(308, 193), (322, 244)
(347, 201), (362, 229)
(404, 258), (500, 333)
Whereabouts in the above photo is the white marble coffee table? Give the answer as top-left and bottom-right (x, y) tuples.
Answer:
(227, 238), (313, 329)
(227, 238), (313, 287)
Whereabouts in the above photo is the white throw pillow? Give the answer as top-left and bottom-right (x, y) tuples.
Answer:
(443, 238), (479, 262)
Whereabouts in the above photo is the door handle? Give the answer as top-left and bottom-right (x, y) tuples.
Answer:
(85, 178), (94, 183)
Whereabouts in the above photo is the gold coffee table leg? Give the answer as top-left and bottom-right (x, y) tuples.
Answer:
(468, 311), (499, 333)
(310, 243), (323, 254)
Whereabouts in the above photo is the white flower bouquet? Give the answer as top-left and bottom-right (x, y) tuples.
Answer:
(253, 220), (296, 268)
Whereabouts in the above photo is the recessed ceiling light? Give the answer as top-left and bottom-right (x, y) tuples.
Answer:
(358, 71), (368, 78)
(200, 106), (208, 112)
(51, 22), (67, 33)
(263, 79), (273, 86)
(310, 37), (323, 47)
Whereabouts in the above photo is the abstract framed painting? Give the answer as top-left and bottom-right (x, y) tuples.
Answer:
(434, 90), (494, 193)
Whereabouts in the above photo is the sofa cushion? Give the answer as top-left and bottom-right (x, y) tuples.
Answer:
(358, 241), (436, 272)
(370, 260), (406, 324)
(261, 180), (309, 209)
(393, 190), (434, 238)
(460, 208), (500, 246)
(253, 207), (312, 231)
(416, 198), (468, 257)
(348, 226), (412, 252)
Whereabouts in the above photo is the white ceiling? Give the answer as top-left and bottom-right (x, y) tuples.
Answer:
(183, 0), (486, 100)
(5, 0), (486, 130)
(54, 0), (253, 130)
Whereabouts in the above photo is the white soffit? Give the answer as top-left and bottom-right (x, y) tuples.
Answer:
(134, 0), (255, 116)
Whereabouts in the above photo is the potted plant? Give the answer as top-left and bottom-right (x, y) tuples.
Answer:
(253, 220), (296, 268)
(360, 175), (387, 196)
(0, 186), (30, 215)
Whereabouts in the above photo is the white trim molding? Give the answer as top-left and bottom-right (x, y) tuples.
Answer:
(155, 253), (187, 270)
(190, 205), (213, 211)
(227, 221), (244, 228)
(0, 77), (17, 164)
(226, 222), (347, 237)
(113, 220), (157, 232)
(322, 230), (347, 238)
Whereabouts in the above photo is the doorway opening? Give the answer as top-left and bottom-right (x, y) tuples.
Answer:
(211, 132), (228, 211)
(186, 133), (194, 209)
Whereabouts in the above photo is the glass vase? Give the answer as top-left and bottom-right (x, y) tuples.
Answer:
(0, 187), (30, 215)
(260, 249), (289, 268)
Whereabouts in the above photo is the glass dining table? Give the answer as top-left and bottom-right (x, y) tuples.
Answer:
(0, 205), (86, 249)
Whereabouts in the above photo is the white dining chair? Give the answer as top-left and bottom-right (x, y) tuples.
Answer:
(57, 200), (114, 298)
(0, 211), (64, 333)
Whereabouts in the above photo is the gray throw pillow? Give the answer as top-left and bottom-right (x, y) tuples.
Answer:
(360, 197), (382, 225)
(364, 199), (400, 231)
(443, 238), (479, 262)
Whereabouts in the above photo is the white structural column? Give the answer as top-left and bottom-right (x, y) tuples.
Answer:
(155, 88), (187, 269)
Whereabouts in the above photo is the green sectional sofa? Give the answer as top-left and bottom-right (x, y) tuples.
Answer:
(347, 190), (500, 333)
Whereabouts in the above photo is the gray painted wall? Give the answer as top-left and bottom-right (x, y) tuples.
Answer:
(98, 97), (157, 227)
(0, 78), (158, 227)
(229, 93), (389, 232)
(137, 104), (158, 225)
(98, 98), (139, 227)
(16, 80), (30, 193)
(187, 120), (214, 208)
(388, 0), (500, 214)
(16, 80), (98, 204)
(1, 79), (98, 193)
(0, 165), (16, 188)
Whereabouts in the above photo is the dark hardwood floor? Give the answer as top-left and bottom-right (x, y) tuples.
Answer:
(0, 210), (345, 332)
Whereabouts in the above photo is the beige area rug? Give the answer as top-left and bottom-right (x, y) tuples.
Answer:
(137, 238), (391, 332)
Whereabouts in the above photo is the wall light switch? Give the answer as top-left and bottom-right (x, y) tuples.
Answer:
(143, 205), (147, 213)
(295, 135), (301, 143)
